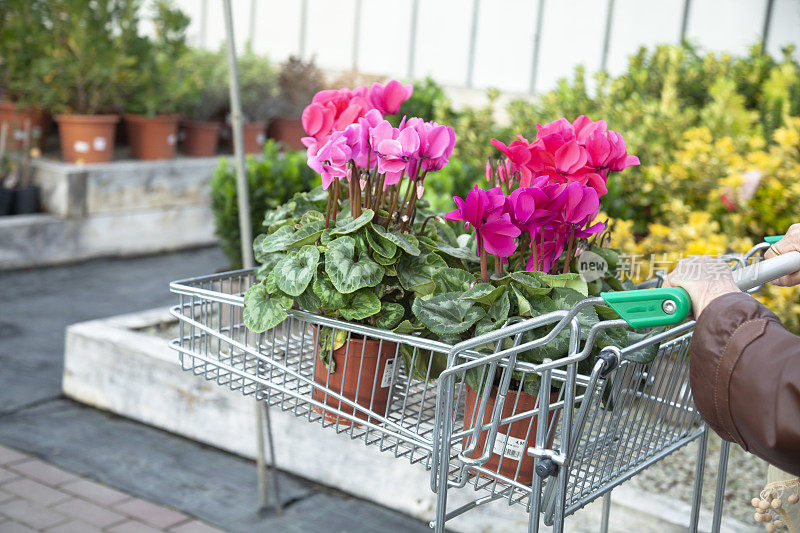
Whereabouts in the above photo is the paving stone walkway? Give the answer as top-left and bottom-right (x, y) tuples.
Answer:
(0, 444), (222, 533)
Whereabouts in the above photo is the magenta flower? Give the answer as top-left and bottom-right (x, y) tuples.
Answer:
(376, 127), (420, 174)
(369, 81), (413, 115)
(302, 103), (335, 140)
(445, 186), (519, 257)
(308, 132), (351, 190)
(491, 136), (533, 186)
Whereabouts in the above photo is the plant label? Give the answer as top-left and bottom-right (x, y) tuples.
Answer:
(167, 134), (177, 146)
(380, 358), (397, 388)
(492, 433), (526, 461)
(74, 140), (90, 153)
(256, 133), (266, 145)
(93, 137), (107, 151)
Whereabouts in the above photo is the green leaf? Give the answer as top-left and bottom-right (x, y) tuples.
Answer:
(300, 210), (325, 225)
(243, 283), (289, 332)
(375, 302), (405, 330)
(370, 223), (421, 256)
(397, 253), (447, 296)
(475, 291), (510, 336)
(412, 292), (486, 335)
(287, 220), (324, 247)
(435, 242), (479, 261)
(324, 236), (383, 294)
(313, 276), (348, 310)
(274, 245), (320, 296)
(536, 272), (589, 297)
(264, 271), (278, 294)
(366, 226), (397, 258)
(510, 271), (551, 295)
(339, 289), (381, 321)
(332, 209), (375, 235)
(320, 228), (333, 245)
(623, 328), (666, 364)
(254, 252), (283, 280)
(432, 267), (475, 294)
(392, 319), (418, 335)
(295, 286), (321, 312)
(460, 283), (505, 305)
(255, 225), (295, 253)
(512, 285), (532, 317)
(374, 251), (399, 266)
(550, 287), (598, 340)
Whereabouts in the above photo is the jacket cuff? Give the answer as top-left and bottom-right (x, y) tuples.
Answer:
(689, 292), (775, 445)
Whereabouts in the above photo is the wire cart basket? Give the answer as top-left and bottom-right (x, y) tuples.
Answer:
(169, 241), (800, 532)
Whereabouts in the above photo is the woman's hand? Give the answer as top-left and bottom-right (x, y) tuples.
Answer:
(764, 224), (800, 287)
(664, 256), (740, 318)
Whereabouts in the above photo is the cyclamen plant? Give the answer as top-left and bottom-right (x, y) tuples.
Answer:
(449, 116), (640, 282)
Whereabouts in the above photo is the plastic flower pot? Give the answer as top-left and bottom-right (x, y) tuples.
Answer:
(463, 385), (560, 486)
(311, 328), (398, 427)
(12, 186), (39, 215)
(54, 114), (119, 163)
(267, 117), (305, 151)
(242, 121), (266, 154)
(181, 120), (221, 157)
(0, 188), (14, 216)
(124, 114), (180, 160)
(0, 101), (50, 151)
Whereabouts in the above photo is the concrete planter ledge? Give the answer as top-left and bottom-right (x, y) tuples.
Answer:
(1, 157), (221, 269)
(63, 308), (756, 533)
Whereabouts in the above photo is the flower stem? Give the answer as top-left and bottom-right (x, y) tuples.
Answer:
(373, 172), (385, 212)
(385, 185), (399, 228)
(480, 244), (488, 282)
(538, 229), (545, 272)
(563, 228), (576, 274)
(324, 186), (334, 229)
(530, 231), (538, 272)
(331, 179), (340, 223)
(494, 255), (503, 277)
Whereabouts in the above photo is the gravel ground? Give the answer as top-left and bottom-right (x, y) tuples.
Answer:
(628, 430), (766, 525)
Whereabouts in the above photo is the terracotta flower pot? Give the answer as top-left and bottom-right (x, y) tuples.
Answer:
(267, 117), (305, 151)
(0, 101), (50, 150)
(242, 121), (266, 154)
(311, 329), (398, 427)
(463, 385), (560, 486)
(124, 113), (180, 160)
(54, 114), (119, 163)
(181, 120), (221, 157)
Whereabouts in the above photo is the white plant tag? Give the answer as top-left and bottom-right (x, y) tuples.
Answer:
(167, 133), (177, 146)
(93, 137), (107, 151)
(74, 141), (90, 153)
(256, 133), (266, 144)
(380, 358), (397, 388)
(492, 434), (526, 461)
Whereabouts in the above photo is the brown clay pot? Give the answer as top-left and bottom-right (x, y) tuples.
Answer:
(0, 101), (50, 150)
(242, 121), (266, 154)
(54, 114), (119, 163)
(463, 386), (560, 486)
(181, 120), (221, 157)
(311, 330), (398, 427)
(267, 117), (305, 151)
(124, 113), (180, 160)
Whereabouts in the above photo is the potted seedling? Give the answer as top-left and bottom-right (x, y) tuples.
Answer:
(122, 1), (195, 160)
(237, 50), (278, 154)
(45, 0), (140, 163)
(0, 0), (56, 150)
(268, 56), (325, 151)
(179, 48), (228, 157)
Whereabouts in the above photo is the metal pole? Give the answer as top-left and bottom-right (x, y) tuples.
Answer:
(600, 491), (612, 533)
(466, 0), (481, 87)
(407, 0), (420, 79)
(200, 0), (208, 48)
(711, 441), (731, 532)
(248, 0), (256, 48)
(600, 0), (615, 71)
(299, 0), (308, 57)
(689, 427), (709, 533)
(529, 0), (546, 93)
(352, 0), (362, 72)
(679, 0), (691, 43)
(762, 0), (775, 51)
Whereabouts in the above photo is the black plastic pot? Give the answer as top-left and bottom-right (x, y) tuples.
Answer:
(13, 186), (39, 215)
(0, 189), (13, 216)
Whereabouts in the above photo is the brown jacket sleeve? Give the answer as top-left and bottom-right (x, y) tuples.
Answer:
(690, 291), (800, 475)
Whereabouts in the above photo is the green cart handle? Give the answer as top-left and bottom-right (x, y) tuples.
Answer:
(602, 244), (800, 328)
(601, 288), (692, 328)
(764, 235), (784, 245)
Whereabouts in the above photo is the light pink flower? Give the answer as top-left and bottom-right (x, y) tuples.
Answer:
(369, 80), (413, 115)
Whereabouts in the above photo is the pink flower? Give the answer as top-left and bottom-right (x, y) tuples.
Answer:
(445, 186), (519, 257)
(308, 132), (351, 190)
(302, 103), (335, 140)
(376, 127), (420, 174)
(491, 136), (534, 186)
(369, 80), (413, 115)
(411, 120), (455, 173)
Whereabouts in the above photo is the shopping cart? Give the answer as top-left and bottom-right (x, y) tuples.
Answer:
(169, 240), (800, 532)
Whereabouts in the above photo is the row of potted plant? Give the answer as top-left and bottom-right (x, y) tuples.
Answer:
(241, 81), (653, 482)
(0, 0), (325, 163)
